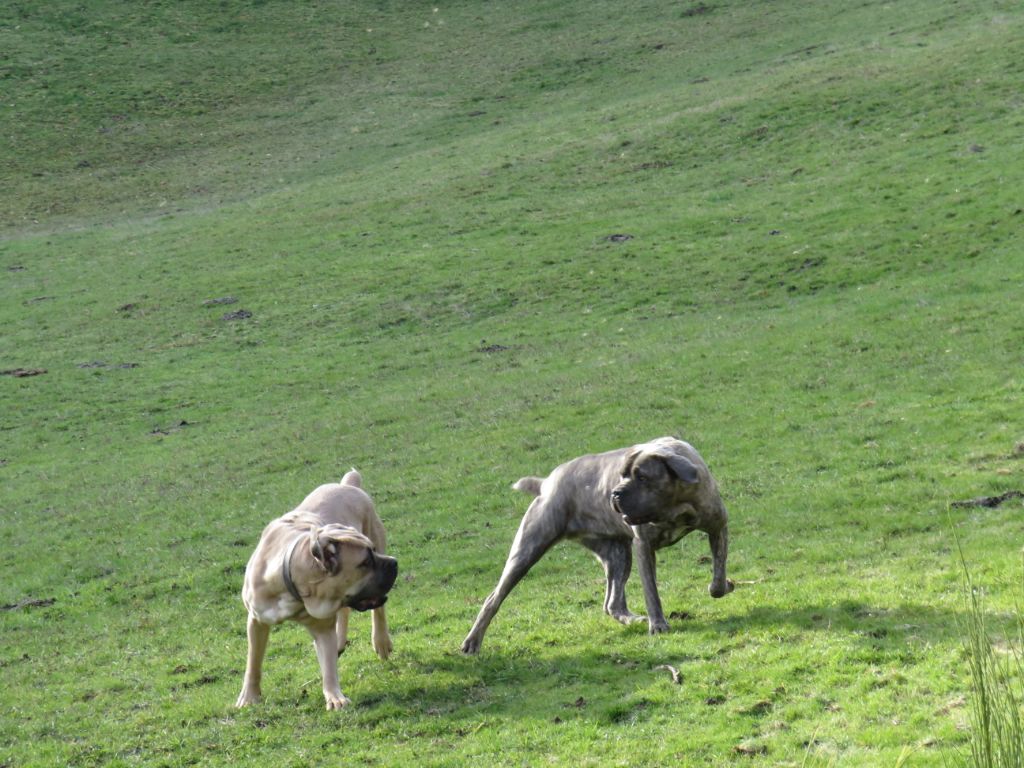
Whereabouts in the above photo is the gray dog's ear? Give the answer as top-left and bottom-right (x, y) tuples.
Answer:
(311, 532), (342, 575)
(620, 447), (642, 477)
(662, 454), (699, 484)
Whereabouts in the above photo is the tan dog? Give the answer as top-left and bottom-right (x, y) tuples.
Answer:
(236, 470), (398, 710)
(462, 437), (732, 654)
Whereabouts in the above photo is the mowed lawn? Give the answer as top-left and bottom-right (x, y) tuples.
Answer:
(2, 0), (1023, 765)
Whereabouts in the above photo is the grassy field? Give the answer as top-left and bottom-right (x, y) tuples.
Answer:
(2, 0), (1023, 765)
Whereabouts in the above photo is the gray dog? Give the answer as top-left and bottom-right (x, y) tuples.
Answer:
(461, 437), (733, 654)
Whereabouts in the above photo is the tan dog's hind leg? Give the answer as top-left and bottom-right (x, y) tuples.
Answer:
(309, 624), (350, 710)
(336, 607), (351, 655)
(236, 616), (270, 707)
(371, 606), (392, 660)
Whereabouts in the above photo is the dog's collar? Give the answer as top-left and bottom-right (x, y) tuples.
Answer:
(282, 535), (304, 603)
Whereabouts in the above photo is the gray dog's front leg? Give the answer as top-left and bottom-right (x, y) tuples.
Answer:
(707, 525), (735, 598)
(582, 537), (644, 625)
(633, 535), (669, 634)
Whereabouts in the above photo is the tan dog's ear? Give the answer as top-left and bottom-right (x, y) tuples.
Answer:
(311, 525), (375, 575)
(311, 531), (343, 575)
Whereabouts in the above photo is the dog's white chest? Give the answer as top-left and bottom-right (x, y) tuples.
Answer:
(251, 594), (304, 625)
(303, 597), (343, 620)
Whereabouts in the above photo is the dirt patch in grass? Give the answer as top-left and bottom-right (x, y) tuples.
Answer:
(2, 597), (56, 611)
(951, 490), (1023, 508)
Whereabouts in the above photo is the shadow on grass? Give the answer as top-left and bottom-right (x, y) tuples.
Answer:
(708, 598), (983, 644)
(235, 597), (996, 733)
(341, 600), (975, 728)
(351, 645), (681, 729)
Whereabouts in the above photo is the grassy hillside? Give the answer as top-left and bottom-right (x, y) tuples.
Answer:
(2, 0), (1023, 765)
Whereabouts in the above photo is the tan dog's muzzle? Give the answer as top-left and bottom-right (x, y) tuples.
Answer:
(348, 554), (398, 612)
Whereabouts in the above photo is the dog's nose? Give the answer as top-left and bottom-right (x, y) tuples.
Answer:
(378, 556), (398, 591)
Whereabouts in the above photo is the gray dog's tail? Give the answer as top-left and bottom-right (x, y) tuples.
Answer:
(512, 476), (544, 497)
(341, 468), (362, 488)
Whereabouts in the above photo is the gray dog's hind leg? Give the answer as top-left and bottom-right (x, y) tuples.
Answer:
(581, 537), (644, 625)
(461, 498), (564, 654)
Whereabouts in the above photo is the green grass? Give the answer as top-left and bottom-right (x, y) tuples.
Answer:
(3, 0), (1024, 765)
(957, 549), (1024, 768)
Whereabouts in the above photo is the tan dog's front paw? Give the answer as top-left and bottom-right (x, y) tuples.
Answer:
(373, 634), (393, 661)
(324, 691), (352, 710)
(235, 689), (261, 708)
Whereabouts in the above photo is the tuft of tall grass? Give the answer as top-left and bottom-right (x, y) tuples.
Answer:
(955, 547), (1024, 768)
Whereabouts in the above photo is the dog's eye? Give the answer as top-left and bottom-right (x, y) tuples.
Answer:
(360, 552), (375, 569)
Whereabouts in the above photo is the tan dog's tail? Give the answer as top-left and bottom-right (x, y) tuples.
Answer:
(512, 476), (544, 497)
(341, 468), (362, 488)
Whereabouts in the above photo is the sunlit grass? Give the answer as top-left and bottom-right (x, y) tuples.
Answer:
(3, 0), (1024, 765)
